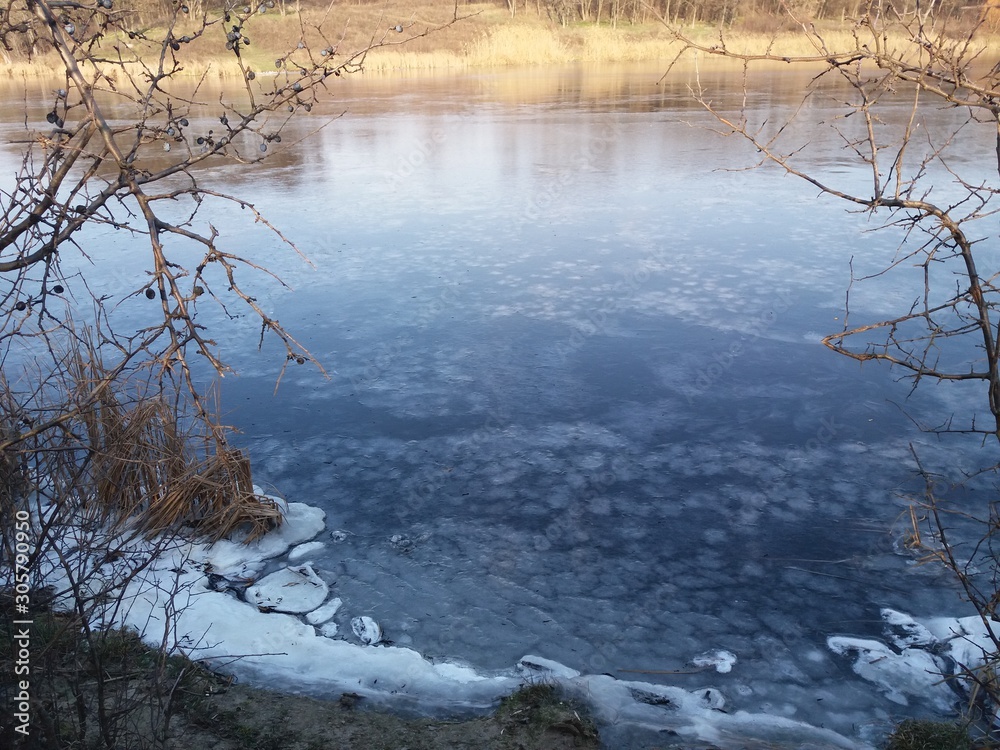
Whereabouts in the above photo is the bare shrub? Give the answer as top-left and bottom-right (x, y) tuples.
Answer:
(659, 0), (1000, 738)
(0, 1), (468, 746)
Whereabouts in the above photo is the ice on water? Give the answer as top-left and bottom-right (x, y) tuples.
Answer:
(7, 70), (994, 749)
(26, 492), (970, 749)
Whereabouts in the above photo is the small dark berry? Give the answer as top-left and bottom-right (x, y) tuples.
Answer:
(145, 288), (156, 299)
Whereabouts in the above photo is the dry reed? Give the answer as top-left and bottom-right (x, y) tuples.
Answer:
(8, 5), (994, 80)
(5, 342), (282, 544)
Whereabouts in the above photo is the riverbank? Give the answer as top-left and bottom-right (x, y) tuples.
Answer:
(0, 611), (601, 750)
(4, 1), (998, 79)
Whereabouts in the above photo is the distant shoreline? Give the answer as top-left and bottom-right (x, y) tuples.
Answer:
(4, 3), (999, 80)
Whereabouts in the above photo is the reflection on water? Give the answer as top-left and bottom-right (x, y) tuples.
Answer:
(1, 63), (992, 746)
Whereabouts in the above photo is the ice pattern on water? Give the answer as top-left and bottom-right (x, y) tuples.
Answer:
(244, 408), (976, 738)
(29, 77), (985, 748)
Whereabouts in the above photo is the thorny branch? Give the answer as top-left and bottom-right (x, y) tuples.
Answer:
(659, 0), (1000, 438)
(658, 0), (1000, 729)
(0, 0), (471, 441)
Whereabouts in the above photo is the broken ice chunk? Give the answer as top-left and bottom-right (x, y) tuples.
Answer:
(696, 687), (726, 710)
(692, 649), (737, 674)
(389, 534), (414, 552)
(827, 636), (952, 709)
(289, 541), (326, 561)
(351, 615), (383, 645)
(881, 608), (936, 649)
(306, 597), (343, 625)
(517, 655), (581, 680)
(246, 564), (329, 613)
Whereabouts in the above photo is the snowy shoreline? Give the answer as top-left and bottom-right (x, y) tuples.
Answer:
(24, 489), (991, 750)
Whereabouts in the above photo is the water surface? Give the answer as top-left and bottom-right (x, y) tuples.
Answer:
(2, 62), (993, 747)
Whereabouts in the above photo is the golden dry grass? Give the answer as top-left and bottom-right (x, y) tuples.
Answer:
(466, 24), (573, 65)
(5, 3), (999, 79)
(3, 343), (284, 544)
(76, 378), (283, 542)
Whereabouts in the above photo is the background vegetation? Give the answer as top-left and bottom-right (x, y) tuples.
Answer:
(3, 0), (996, 74)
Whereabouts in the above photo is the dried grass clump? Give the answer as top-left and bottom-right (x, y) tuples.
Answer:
(79, 384), (282, 543)
(574, 27), (681, 62)
(363, 49), (466, 72)
(466, 25), (572, 66)
(4, 341), (281, 544)
(885, 719), (972, 750)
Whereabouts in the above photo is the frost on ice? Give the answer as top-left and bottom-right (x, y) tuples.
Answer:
(692, 649), (737, 674)
(26, 493), (983, 750)
(351, 615), (383, 645)
(826, 608), (964, 712)
(246, 564), (328, 613)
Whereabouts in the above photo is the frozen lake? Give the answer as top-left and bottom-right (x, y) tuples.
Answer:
(3, 62), (996, 747)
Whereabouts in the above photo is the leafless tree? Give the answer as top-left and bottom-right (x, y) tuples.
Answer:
(659, 0), (1000, 731)
(0, 1), (467, 745)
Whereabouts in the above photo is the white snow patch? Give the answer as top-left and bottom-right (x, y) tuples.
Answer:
(881, 608), (936, 649)
(692, 649), (737, 674)
(827, 637), (951, 709)
(306, 597), (343, 625)
(564, 674), (860, 750)
(351, 615), (383, 645)
(288, 541), (326, 561)
(922, 614), (1000, 667)
(201, 502), (325, 576)
(246, 564), (329, 613)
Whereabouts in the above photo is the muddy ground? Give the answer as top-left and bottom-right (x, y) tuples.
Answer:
(172, 677), (602, 750)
